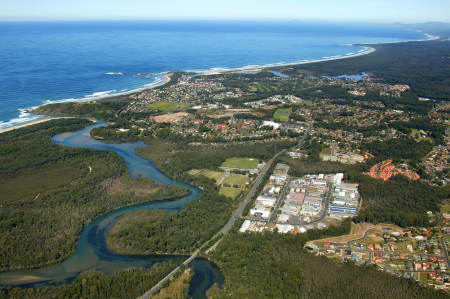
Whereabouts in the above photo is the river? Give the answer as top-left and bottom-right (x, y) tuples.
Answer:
(0, 121), (224, 298)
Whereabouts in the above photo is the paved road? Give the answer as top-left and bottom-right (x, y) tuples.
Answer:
(440, 234), (450, 269)
(347, 228), (373, 250)
(269, 177), (293, 223)
(306, 183), (333, 225)
(140, 250), (201, 299)
(139, 151), (286, 299)
(253, 182), (333, 226)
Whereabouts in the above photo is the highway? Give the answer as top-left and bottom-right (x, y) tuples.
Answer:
(139, 123), (312, 298)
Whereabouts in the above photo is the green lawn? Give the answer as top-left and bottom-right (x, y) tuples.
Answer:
(147, 101), (188, 111)
(223, 174), (248, 188)
(219, 187), (242, 199)
(201, 170), (223, 184)
(273, 108), (292, 121)
(187, 169), (223, 185)
(221, 157), (259, 169)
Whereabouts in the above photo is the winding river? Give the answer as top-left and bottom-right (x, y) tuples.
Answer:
(0, 121), (224, 298)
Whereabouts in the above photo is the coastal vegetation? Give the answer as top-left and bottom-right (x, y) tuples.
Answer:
(352, 175), (449, 227)
(105, 136), (294, 256)
(0, 119), (187, 270)
(0, 263), (176, 299)
(33, 101), (126, 121)
(152, 268), (193, 299)
(135, 139), (294, 178)
(277, 41), (450, 101)
(106, 175), (234, 255)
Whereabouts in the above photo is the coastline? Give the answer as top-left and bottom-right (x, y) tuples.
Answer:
(0, 31), (439, 133)
(199, 46), (376, 76)
(0, 117), (66, 134)
(0, 73), (173, 134)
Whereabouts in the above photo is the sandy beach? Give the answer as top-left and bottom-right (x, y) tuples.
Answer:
(0, 73), (173, 134)
(200, 46), (376, 76)
(0, 117), (67, 134)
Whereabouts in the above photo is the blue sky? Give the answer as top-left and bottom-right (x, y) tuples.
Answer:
(1, 0), (449, 22)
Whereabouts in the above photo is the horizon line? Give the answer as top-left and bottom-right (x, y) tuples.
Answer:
(0, 18), (448, 25)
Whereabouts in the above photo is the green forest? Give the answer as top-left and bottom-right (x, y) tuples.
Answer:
(106, 136), (296, 255)
(277, 41), (450, 100)
(208, 228), (447, 298)
(0, 263), (176, 299)
(0, 119), (186, 270)
(107, 175), (234, 255)
(352, 175), (449, 227)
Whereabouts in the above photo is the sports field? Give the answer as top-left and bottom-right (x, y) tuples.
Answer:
(223, 174), (248, 188)
(221, 157), (259, 169)
(219, 187), (242, 199)
(273, 108), (292, 121)
(147, 101), (189, 111)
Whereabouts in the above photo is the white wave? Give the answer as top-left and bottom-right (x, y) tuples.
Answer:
(0, 111), (42, 130)
(106, 72), (124, 75)
(85, 90), (117, 98)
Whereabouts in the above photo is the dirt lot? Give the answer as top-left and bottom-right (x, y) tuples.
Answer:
(152, 112), (189, 123)
(308, 222), (404, 244)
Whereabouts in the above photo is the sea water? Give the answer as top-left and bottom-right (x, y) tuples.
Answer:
(0, 20), (426, 129)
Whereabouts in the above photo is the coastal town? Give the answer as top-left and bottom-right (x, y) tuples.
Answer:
(1, 1), (450, 298)
(103, 70), (448, 186)
(102, 69), (449, 292)
(2, 36), (450, 298)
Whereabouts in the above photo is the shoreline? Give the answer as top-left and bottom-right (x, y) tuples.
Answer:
(199, 46), (376, 76)
(0, 74), (173, 134)
(0, 116), (97, 134)
(0, 31), (439, 133)
(0, 117), (66, 134)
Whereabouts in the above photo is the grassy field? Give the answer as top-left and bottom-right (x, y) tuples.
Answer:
(223, 174), (248, 188)
(219, 187), (242, 199)
(187, 169), (223, 184)
(201, 170), (224, 183)
(221, 157), (259, 169)
(409, 129), (432, 142)
(273, 108), (292, 121)
(147, 101), (189, 111)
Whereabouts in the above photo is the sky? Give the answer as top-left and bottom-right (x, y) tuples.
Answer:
(1, 0), (449, 23)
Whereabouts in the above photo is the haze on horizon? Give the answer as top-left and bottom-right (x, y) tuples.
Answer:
(1, 0), (449, 23)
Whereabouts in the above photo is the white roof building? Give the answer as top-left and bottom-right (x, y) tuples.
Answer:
(261, 121), (281, 129)
(276, 224), (294, 234)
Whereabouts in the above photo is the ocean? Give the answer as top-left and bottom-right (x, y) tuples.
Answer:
(0, 20), (427, 129)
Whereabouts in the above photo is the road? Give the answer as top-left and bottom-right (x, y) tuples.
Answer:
(347, 228), (373, 250)
(140, 249), (201, 299)
(306, 183), (333, 225)
(440, 234), (450, 269)
(139, 123), (312, 298)
(253, 182), (333, 226)
(269, 177), (293, 223)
